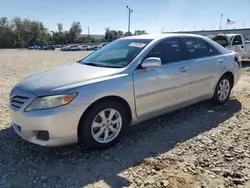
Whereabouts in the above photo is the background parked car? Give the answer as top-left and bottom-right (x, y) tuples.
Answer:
(27, 45), (40, 50)
(43, 45), (55, 50)
(208, 34), (250, 59)
(60, 45), (73, 51)
(69, 45), (82, 51)
(80, 45), (88, 51)
(27, 46), (35, 50)
(86, 45), (96, 51)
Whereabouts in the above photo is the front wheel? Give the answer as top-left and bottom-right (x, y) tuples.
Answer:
(78, 101), (129, 150)
(213, 75), (232, 104)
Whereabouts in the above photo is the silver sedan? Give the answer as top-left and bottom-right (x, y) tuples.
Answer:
(9, 34), (242, 150)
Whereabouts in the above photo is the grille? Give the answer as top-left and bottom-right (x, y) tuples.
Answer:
(10, 95), (29, 111)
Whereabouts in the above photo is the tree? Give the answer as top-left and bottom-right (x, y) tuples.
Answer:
(69, 21), (82, 43)
(134, 30), (147, 35)
(124, 31), (133, 36)
(57, 23), (63, 33)
(104, 28), (125, 42)
(0, 17), (15, 48)
(0, 16), (146, 48)
(117, 30), (124, 38)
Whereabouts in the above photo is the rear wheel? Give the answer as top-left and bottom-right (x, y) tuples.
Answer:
(213, 75), (232, 104)
(78, 101), (129, 150)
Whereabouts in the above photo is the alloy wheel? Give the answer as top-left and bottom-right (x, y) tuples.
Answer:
(217, 79), (230, 101)
(91, 108), (122, 144)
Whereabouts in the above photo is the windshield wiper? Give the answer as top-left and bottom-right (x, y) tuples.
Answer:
(77, 61), (105, 67)
(77, 61), (121, 68)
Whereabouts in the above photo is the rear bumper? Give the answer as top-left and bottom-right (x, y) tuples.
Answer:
(234, 62), (242, 86)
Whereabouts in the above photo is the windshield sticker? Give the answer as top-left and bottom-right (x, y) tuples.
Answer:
(129, 42), (146, 48)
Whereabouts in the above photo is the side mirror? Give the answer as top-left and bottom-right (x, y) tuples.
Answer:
(141, 57), (162, 69)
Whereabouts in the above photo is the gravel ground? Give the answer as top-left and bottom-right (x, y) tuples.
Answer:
(0, 49), (250, 188)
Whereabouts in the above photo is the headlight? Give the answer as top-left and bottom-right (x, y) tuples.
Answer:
(25, 93), (77, 112)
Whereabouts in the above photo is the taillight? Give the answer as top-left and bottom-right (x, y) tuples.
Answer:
(235, 55), (241, 63)
(234, 55), (241, 67)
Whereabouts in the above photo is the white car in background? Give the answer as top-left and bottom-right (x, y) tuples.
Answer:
(209, 34), (250, 59)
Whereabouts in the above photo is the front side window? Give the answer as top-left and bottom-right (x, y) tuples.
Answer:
(232, 35), (242, 45)
(184, 37), (210, 59)
(79, 39), (152, 68)
(146, 38), (184, 64)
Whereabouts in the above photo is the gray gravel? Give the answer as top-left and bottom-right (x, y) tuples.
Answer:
(1, 49), (250, 188)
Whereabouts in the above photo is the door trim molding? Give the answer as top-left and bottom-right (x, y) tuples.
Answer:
(191, 76), (214, 85)
(136, 82), (190, 99)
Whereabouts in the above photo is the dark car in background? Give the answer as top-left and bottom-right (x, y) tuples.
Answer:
(43, 45), (55, 50)
(27, 45), (41, 50)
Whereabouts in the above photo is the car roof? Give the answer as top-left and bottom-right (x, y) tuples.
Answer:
(120, 33), (231, 55)
(119, 33), (208, 40)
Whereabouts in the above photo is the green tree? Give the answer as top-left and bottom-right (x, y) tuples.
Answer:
(105, 28), (124, 42)
(0, 17), (15, 48)
(124, 31), (133, 36)
(69, 21), (82, 43)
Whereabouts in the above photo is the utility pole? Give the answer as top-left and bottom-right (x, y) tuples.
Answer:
(126, 6), (133, 33)
(88, 26), (90, 35)
(243, 20), (246, 28)
(161, 27), (164, 33)
(219, 13), (223, 30)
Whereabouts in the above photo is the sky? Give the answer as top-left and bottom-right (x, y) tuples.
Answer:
(1, 0), (250, 35)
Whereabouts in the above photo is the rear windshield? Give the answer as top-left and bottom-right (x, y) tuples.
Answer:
(79, 39), (152, 68)
(209, 35), (230, 47)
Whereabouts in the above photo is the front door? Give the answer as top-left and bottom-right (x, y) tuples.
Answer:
(230, 35), (245, 58)
(133, 37), (191, 118)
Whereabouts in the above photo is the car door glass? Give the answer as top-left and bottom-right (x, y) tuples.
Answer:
(146, 38), (184, 64)
(232, 35), (243, 45)
(185, 38), (210, 59)
(208, 43), (221, 56)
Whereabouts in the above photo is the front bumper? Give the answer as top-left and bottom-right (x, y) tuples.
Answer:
(9, 88), (87, 147)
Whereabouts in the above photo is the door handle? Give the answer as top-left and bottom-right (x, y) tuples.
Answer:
(217, 59), (224, 64)
(180, 66), (189, 72)
(241, 46), (244, 49)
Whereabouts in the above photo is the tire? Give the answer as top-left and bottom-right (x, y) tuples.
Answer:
(78, 101), (129, 150)
(213, 75), (233, 105)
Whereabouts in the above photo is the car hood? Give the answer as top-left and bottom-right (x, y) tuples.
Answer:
(16, 63), (119, 95)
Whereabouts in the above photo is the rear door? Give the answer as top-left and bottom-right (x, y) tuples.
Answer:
(183, 37), (226, 100)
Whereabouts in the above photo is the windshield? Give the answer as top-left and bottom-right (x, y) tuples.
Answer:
(79, 39), (152, 68)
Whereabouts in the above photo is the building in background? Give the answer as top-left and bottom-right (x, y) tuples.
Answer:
(165, 28), (250, 40)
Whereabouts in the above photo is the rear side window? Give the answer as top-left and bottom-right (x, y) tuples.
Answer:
(146, 38), (184, 64)
(232, 35), (243, 45)
(208, 43), (221, 56)
(184, 37), (210, 59)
